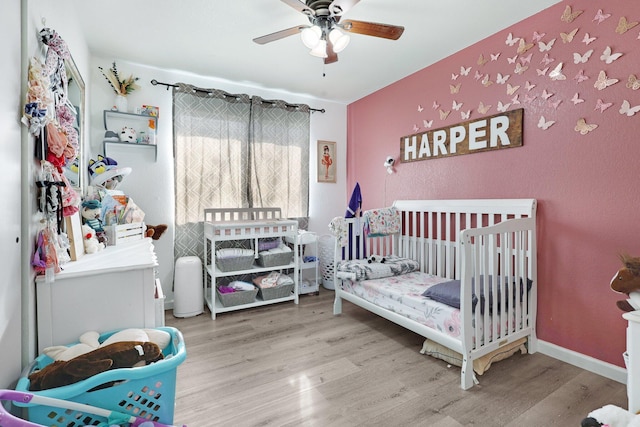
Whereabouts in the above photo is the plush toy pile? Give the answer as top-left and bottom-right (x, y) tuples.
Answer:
(582, 404), (640, 427)
(28, 328), (170, 391)
(611, 254), (640, 312)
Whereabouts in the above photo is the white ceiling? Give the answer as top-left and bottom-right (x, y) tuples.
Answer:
(71, 0), (560, 104)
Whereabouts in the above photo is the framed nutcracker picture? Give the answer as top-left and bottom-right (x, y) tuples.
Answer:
(317, 140), (336, 183)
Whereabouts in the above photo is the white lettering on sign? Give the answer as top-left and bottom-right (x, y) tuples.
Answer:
(400, 109), (523, 162)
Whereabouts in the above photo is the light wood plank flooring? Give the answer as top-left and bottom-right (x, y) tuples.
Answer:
(165, 289), (626, 426)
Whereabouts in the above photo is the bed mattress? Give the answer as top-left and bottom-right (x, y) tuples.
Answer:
(340, 271), (467, 341)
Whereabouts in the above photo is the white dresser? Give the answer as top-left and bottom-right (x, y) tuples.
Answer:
(35, 238), (159, 352)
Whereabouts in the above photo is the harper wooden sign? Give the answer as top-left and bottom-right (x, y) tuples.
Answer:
(400, 108), (523, 162)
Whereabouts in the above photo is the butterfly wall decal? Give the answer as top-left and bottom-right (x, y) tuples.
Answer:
(460, 110), (471, 120)
(560, 28), (579, 43)
(417, 104), (424, 112)
(627, 74), (640, 91)
(477, 102), (491, 114)
(413, 124), (419, 132)
(619, 100), (640, 116)
(571, 93), (585, 105)
(525, 81), (536, 91)
(524, 93), (537, 103)
(511, 94), (521, 105)
(432, 101), (440, 110)
(594, 99), (613, 113)
(505, 32), (520, 46)
(582, 33), (596, 45)
(541, 89), (553, 100)
(517, 38), (534, 54)
(496, 73), (510, 84)
(477, 54), (488, 66)
(439, 109), (451, 120)
(537, 116), (555, 130)
(474, 70), (484, 80)
(423, 120), (433, 128)
(514, 63), (529, 75)
(520, 53), (533, 65)
(600, 46), (623, 64)
(593, 9), (611, 24)
(573, 49), (593, 64)
(451, 73), (459, 81)
(450, 84), (461, 94)
(490, 52), (501, 61)
(594, 70), (619, 90)
(561, 5), (583, 23)
(574, 69), (589, 83)
(538, 38), (556, 52)
(481, 74), (493, 87)
(616, 17), (639, 35)
(549, 99), (562, 109)
(460, 66), (471, 76)
(574, 118), (598, 135)
(549, 62), (566, 81)
(532, 31), (546, 42)
(507, 83), (520, 95)
(506, 54), (518, 64)
(452, 100), (463, 111)
(497, 101), (511, 112)
(540, 53), (555, 66)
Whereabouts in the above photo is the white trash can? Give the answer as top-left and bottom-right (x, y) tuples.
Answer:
(318, 235), (335, 290)
(173, 256), (204, 317)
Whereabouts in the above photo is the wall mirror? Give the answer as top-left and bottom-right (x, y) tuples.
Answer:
(62, 56), (85, 196)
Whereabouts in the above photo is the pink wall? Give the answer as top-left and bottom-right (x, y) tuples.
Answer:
(347, 0), (640, 366)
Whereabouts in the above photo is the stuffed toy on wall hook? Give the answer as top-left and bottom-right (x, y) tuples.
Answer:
(611, 253), (640, 312)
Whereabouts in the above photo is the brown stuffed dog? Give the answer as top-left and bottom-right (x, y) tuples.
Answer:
(610, 254), (640, 312)
(28, 341), (163, 391)
(145, 224), (168, 240)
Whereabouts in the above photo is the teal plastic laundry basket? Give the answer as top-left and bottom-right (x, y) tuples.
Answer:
(14, 326), (186, 426)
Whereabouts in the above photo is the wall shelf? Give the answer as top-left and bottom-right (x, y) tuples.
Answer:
(103, 110), (158, 161)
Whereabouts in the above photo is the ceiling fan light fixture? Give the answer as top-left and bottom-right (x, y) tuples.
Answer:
(301, 25), (322, 49)
(309, 39), (328, 58)
(329, 28), (350, 53)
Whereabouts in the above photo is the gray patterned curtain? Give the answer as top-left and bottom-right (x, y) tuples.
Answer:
(172, 84), (310, 261)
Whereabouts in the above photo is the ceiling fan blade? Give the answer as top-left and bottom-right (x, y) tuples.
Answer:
(325, 39), (338, 64)
(340, 19), (404, 40)
(280, 0), (315, 16)
(329, 0), (360, 16)
(253, 25), (307, 45)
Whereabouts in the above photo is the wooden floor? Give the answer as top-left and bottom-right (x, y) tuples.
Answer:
(165, 289), (626, 426)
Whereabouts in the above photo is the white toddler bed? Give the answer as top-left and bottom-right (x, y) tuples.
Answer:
(331, 199), (537, 389)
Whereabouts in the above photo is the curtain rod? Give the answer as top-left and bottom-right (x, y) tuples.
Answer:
(150, 79), (326, 113)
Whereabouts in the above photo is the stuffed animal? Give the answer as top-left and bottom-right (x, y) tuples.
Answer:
(368, 254), (386, 264)
(582, 404), (640, 426)
(28, 341), (163, 391)
(145, 224), (168, 240)
(119, 126), (137, 143)
(87, 154), (131, 190)
(81, 199), (107, 244)
(611, 254), (640, 312)
(82, 224), (104, 254)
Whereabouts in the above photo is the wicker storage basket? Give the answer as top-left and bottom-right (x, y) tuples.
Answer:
(216, 286), (258, 306)
(257, 282), (295, 300)
(257, 250), (293, 268)
(216, 248), (255, 272)
(14, 327), (185, 426)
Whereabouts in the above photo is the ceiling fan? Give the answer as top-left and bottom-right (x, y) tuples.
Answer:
(253, 0), (404, 64)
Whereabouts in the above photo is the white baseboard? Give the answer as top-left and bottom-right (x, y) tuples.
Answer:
(538, 339), (627, 385)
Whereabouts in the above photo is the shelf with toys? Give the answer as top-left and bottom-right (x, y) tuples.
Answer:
(103, 109), (158, 161)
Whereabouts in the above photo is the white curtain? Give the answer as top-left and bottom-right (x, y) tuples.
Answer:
(172, 84), (310, 260)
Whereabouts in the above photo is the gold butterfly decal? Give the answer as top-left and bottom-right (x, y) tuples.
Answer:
(574, 118), (597, 135)
(517, 38), (534, 54)
(594, 70), (619, 90)
(477, 54), (488, 66)
(560, 28), (579, 43)
(537, 116), (555, 130)
(477, 102), (491, 115)
(627, 74), (640, 91)
(514, 63), (529, 75)
(616, 16), (639, 34)
(548, 62), (566, 81)
(481, 74), (493, 87)
(439, 109), (451, 120)
(561, 5), (583, 23)
(450, 83), (461, 94)
(506, 83), (520, 95)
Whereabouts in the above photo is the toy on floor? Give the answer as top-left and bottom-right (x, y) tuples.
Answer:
(28, 341), (163, 391)
(611, 254), (640, 312)
(582, 404), (640, 427)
